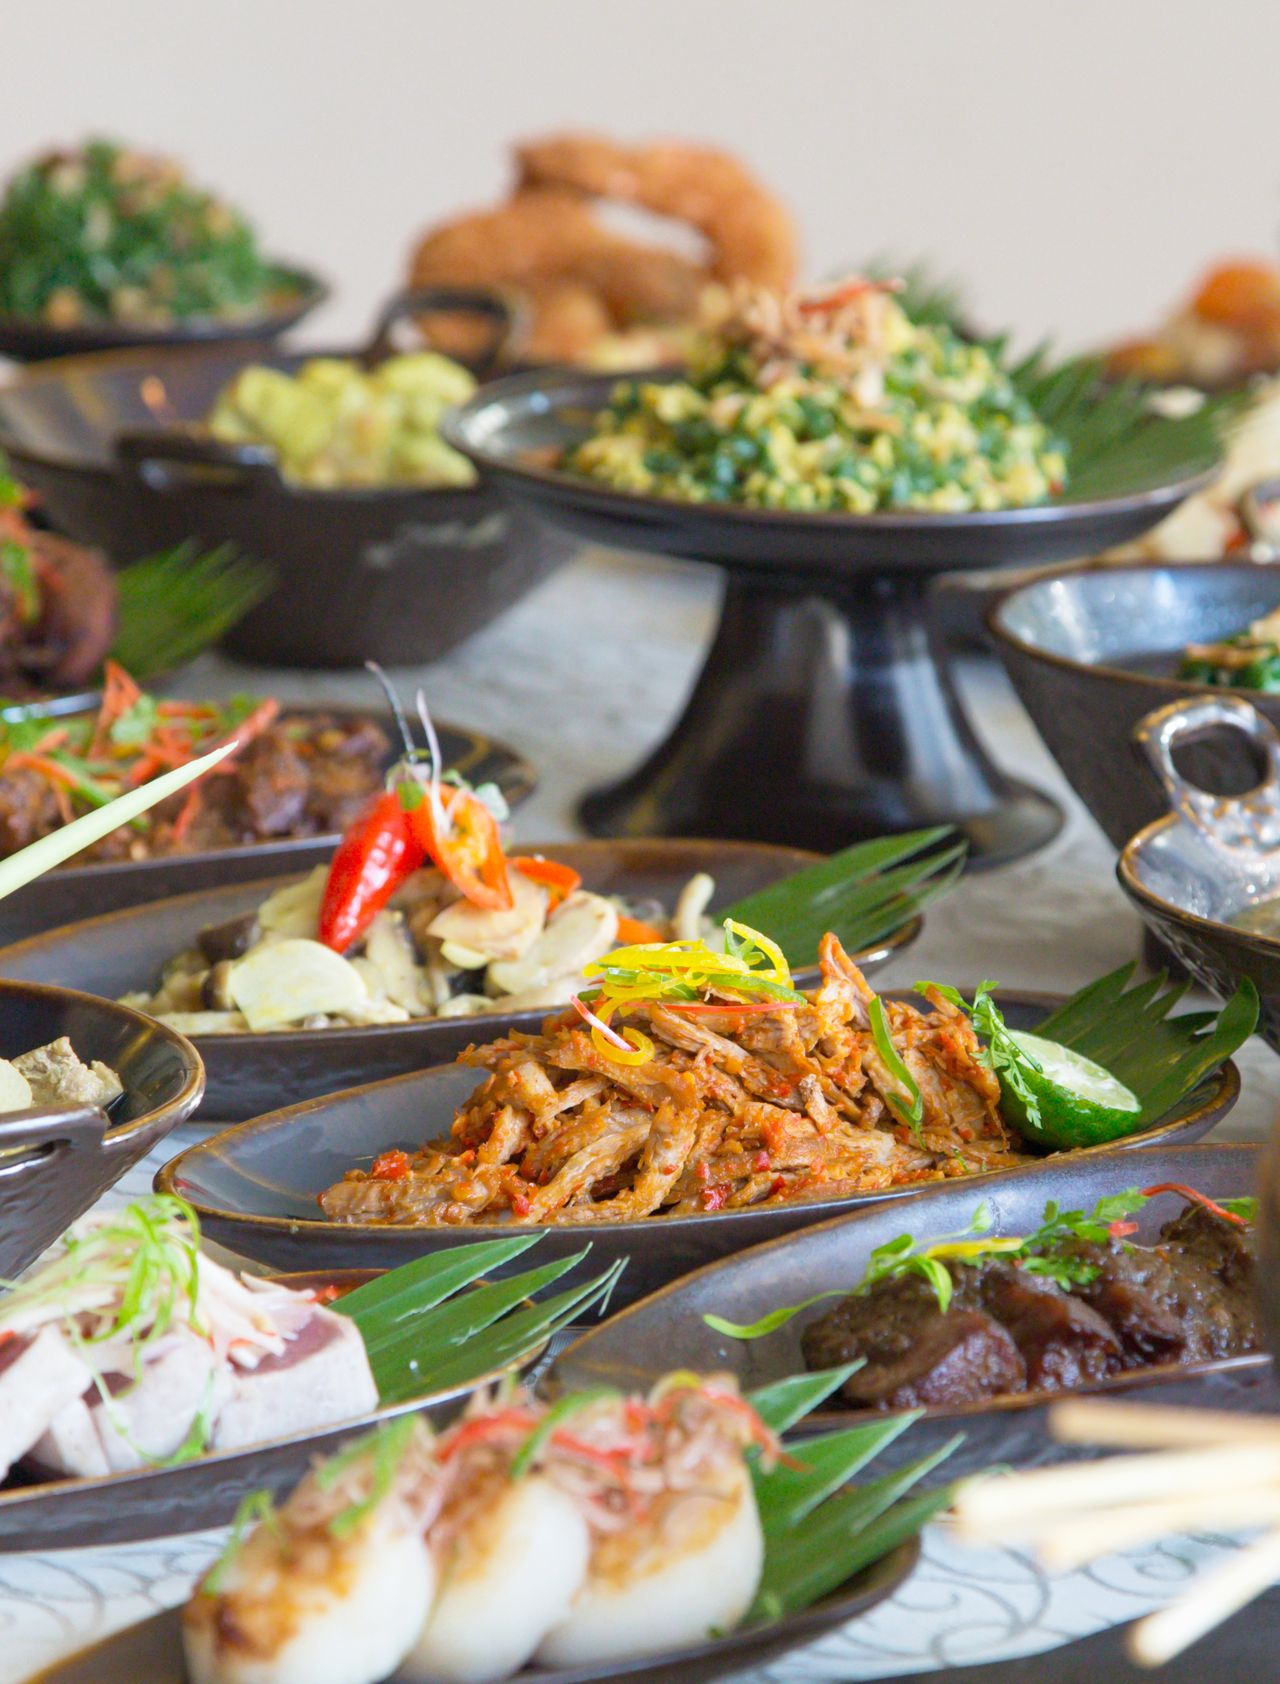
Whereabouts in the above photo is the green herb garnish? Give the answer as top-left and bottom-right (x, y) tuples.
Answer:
(868, 996), (924, 1136)
(918, 980), (1044, 1128)
(509, 1387), (619, 1481)
(201, 1490), (280, 1597)
(318, 1413), (419, 1540)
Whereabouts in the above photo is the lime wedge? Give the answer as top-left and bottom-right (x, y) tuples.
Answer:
(998, 1031), (1142, 1150)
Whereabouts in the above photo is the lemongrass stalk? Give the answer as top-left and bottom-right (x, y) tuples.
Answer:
(0, 738), (238, 902)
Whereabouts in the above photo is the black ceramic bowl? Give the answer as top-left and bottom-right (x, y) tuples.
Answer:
(0, 290), (577, 668)
(1118, 691), (1280, 1054)
(0, 839), (896, 1120)
(154, 990), (1237, 1303)
(990, 559), (1280, 848)
(0, 266), (327, 362)
(0, 980), (203, 1278)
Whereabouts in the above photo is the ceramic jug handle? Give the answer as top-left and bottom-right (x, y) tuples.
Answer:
(1134, 693), (1280, 833)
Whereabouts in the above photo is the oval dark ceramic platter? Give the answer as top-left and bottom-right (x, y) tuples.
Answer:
(0, 1265), (564, 1554)
(0, 979), (203, 1280)
(0, 708), (534, 947)
(155, 996), (1238, 1307)
(445, 369), (1218, 573)
(0, 839), (916, 1120)
(549, 1143), (1266, 1479)
(30, 1535), (917, 1684)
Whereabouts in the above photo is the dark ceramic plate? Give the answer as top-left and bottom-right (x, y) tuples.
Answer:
(1117, 691), (1280, 1055)
(0, 980), (203, 1279)
(548, 1143), (1264, 1476)
(0, 839), (915, 1121)
(0, 266), (327, 362)
(0, 1264), (564, 1553)
(30, 1536), (918, 1684)
(989, 559), (1280, 849)
(0, 293), (576, 669)
(444, 369), (1218, 574)
(154, 994), (1237, 1306)
(0, 707), (535, 947)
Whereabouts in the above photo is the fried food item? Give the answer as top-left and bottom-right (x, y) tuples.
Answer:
(318, 936), (1028, 1228)
(1107, 257), (1280, 389)
(515, 133), (798, 292)
(408, 137), (797, 365)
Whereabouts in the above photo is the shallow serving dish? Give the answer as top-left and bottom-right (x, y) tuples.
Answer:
(31, 1536), (917, 1684)
(0, 1265), (559, 1553)
(0, 980), (203, 1279)
(1119, 691), (1280, 1053)
(0, 266), (327, 362)
(0, 839), (888, 1120)
(154, 991), (1237, 1306)
(548, 1142), (1266, 1477)
(0, 290), (577, 668)
(0, 708), (534, 947)
(991, 559), (1280, 848)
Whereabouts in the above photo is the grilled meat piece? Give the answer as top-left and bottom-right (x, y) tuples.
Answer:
(978, 1263), (1122, 1389)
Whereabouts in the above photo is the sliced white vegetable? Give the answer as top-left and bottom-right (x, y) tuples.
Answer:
(538, 1462), (763, 1666)
(360, 912), (429, 1012)
(257, 867), (328, 939)
(183, 1506), (434, 1684)
(487, 892), (619, 997)
(673, 872), (716, 941)
(403, 1474), (590, 1683)
(438, 940), (492, 971)
(427, 871), (548, 962)
(228, 940), (369, 1031)
(0, 1061), (33, 1115)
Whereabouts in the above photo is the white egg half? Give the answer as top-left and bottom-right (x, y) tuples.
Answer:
(537, 1461), (763, 1667)
(400, 1473), (590, 1684)
(183, 1509), (434, 1684)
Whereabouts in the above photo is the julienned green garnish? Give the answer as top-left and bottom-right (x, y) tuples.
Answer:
(317, 1412), (419, 1540)
(509, 1386), (620, 1481)
(918, 980), (1045, 1128)
(1221, 1196), (1259, 1222)
(867, 996), (923, 1137)
(202, 1490), (280, 1597)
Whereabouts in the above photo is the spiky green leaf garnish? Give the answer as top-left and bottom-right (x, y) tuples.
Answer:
(111, 542), (274, 678)
(720, 828), (964, 972)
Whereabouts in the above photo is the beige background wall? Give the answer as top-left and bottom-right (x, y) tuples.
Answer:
(4, 0), (1277, 349)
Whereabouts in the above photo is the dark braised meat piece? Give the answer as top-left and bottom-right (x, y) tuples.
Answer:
(26, 533), (118, 687)
(979, 1263), (1122, 1389)
(1059, 1239), (1190, 1365)
(800, 1270), (1025, 1410)
(1155, 1206), (1261, 1360)
(0, 766), (62, 854)
(303, 718), (394, 834)
(230, 732), (311, 838)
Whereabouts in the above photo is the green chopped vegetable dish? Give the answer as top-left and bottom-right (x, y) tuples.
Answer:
(0, 138), (292, 326)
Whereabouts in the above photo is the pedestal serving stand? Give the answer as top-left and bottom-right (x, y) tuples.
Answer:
(448, 372), (1216, 867)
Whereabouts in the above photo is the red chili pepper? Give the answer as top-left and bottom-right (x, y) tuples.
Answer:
(1107, 1220), (1140, 1239)
(403, 782), (512, 911)
(370, 1149), (412, 1181)
(510, 1190), (532, 1217)
(318, 791), (423, 952)
(1140, 1184), (1249, 1226)
(438, 1409), (537, 1460)
(509, 855), (581, 907)
(701, 1183), (730, 1211)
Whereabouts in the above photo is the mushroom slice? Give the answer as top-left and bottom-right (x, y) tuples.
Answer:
(426, 870), (548, 962)
(228, 940), (369, 1031)
(673, 871), (716, 940)
(487, 892), (619, 998)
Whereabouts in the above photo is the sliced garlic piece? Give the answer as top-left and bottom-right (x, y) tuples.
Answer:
(427, 870), (548, 962)
(0, 1060), (33, 1114)
(257, 867), (328, 939)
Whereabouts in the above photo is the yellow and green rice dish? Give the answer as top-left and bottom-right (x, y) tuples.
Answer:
(564, 281), (1068, 513)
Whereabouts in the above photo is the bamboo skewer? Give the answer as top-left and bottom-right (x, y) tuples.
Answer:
(949, 1396), (1280, 1666)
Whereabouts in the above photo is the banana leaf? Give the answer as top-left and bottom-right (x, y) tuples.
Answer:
(335, 1235), (622, 1407)
(721, 827), (965, 971)
(1034, 965), (1259, 1125)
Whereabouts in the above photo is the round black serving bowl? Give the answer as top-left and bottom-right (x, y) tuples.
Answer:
(991, 559), (1280, 849)
(0, 266), (328, 362)
(1118, 692), (1280, 1055)
(0, 290), (576, 668)
(0, 980), (204, 1278)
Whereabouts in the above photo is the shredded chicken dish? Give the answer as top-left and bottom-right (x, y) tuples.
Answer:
(319, 936), (1031, 1227)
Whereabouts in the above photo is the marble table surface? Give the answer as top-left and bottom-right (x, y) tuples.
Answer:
(2, 551), (1273, 1683)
